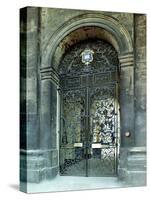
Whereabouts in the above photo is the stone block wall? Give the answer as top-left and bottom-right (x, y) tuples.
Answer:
(134, 14), (146, 146)
(20, 7), (40, 188)
(20, 7), (146, 188)
(20, 7), (58, 190)
(20, 7), (40, 150)
(118, 14), (146, 186)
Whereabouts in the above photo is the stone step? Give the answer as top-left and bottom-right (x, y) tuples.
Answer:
(126, 170), (146, 186)
(127, 156), (146, 171)
(127, 147), (146, 171)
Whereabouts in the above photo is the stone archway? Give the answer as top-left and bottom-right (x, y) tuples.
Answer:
(40, 13), (134, 180)
(41, 13), (133, 69)
(20, 8), (147, 190)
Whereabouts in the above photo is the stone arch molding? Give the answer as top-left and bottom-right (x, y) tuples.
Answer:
(42, 13), (133, 69)
(40, 12), (135, 147)
(39, 12), (135, 183)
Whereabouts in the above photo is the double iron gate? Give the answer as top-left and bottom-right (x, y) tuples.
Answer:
(58, 40), (120, 177)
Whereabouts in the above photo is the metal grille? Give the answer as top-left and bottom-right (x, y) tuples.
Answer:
(59, 89), (86, 176)
(59, 40), (119, 177)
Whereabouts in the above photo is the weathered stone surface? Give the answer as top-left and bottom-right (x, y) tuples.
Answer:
(135, 28), (146, 47)
(136, 47), (146, 61)
(41, 8), (86, 50)
(20, 149), (58, 183)
(20, 7), (146, 188)
(120, 95), (135, 146)
(20, 7), (40, 151)
(135, 14), (146, 26)
(118, 147), (146, 186)
(134, 14), (146, 147)
(40, 80), (57, 150)
(135, 112), (146, 145)
(120, 67), (134, 93)
(110, 12), (134, 39)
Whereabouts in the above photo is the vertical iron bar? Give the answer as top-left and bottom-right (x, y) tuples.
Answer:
(114, 84), (117, 175)
(116, 82), (119, 176)
(85, 85), (88, 177)
(85, 75), (90, 177)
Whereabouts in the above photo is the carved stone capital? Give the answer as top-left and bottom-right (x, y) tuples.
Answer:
(40, 67), (59, 86)
(119, 53), (134, 68)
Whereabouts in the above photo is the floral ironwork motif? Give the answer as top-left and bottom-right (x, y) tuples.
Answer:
(59, 40), (118, 75)
(90, 97), (117, 144)
(61, 89), (85, 145)
(59, 39), (119, 176)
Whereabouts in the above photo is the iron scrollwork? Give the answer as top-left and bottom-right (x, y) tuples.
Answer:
(59, 39), (119, 176)
(59, 40), (118, 76)
(90, 95), (117, 144)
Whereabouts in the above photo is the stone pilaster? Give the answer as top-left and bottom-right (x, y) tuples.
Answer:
(20, 7), (41, 189)
(134, 14), (146, 146)
(39, 72), (59, 179)
(119, 53), (135, 146)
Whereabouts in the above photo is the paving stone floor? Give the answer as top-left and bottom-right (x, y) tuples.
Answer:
(22, 175), (125, 193)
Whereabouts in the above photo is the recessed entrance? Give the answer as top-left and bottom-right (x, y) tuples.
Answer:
(59, 39), (120, 177)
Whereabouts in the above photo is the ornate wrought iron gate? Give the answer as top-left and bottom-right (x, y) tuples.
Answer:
(59, 40), (120, 177)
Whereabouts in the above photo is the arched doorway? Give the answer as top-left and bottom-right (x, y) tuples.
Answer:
(40, 13), (134, 181)
(58, 39), (120, 177)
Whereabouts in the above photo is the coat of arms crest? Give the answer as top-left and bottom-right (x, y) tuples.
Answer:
(81, 49), (94, 65)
